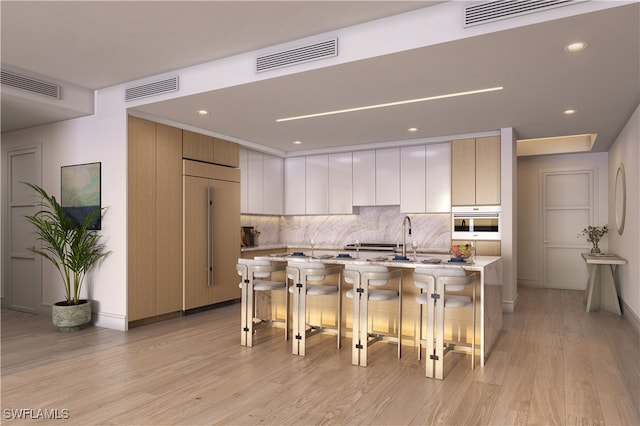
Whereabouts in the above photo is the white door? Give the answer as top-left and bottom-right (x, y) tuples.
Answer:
(4, 147), (42, 312)
(541, 170), (593, 290)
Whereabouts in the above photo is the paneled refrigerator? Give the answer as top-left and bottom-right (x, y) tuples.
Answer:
(183, 159), (241, 310)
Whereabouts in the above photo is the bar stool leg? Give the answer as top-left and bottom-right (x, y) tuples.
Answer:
(240, 277), (250, 347)
(360, 282), (370, 367)
(417, 289), (423, 360)
(298, 282), (307, 356)
(284, 278), (289, 342)
(352, 272), (362, 366)
(291, 275), (303, 356)
(471, 278), (476, 369)
(337, 272), (342, 350)
(425, 279), (436, 378)
(434, 283), (445, 380)
(397, 274), (402, 360)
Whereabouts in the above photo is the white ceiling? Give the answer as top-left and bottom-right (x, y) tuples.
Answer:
(2, 1), (639, 155)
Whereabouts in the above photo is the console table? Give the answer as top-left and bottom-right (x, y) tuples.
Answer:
(581, 253), (627, 315)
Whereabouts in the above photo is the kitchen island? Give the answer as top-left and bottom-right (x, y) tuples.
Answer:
(252, 252), (502, 367)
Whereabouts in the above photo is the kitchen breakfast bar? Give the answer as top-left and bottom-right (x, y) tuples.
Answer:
(242, 251), (503, 377)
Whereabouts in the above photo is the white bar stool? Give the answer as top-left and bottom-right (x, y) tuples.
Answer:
(237, 258), (287, 347)
(413, 267), (476, 379)
(286, 261), (342, 356)
(344, 264), (402, 367)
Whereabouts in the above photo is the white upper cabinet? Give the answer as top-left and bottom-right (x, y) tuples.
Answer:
(376, 148), (400, 205)
(352, 150), (376, 206)
(284, 157), (306, 215)
(247, 150), (264, 213)
(239, 148), (248, 212)
(245, 141), (450, 216)
(239, 148), (283, 215)
(305, 155), (329, 215)
(353, 148), (400, 206)
(263, 154), (284, 215)
(426, 142), (451, 213)
(400, 142), (451, 213)
(400, 145), (426, 213)
(328, 152), (353, 214)
(284, 153), (353, 215)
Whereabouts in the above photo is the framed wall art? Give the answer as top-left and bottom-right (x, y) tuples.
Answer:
(61, 162), (102, 230)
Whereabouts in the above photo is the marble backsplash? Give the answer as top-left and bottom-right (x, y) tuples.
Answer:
(241, 206), (451, 252)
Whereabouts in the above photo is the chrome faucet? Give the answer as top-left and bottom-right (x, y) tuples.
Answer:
(402, 215), (412, 258)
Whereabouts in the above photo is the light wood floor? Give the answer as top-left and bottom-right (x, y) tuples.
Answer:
(2, 287), (639, 425)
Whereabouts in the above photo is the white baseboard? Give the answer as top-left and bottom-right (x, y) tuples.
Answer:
(621, 299), (640, 336)
(502, 293), (518, 313)
(93, 311), (127, 331)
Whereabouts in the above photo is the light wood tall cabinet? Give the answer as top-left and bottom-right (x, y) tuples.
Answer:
(451, 136), (500, 206)
(183, 130), (239, 168)
(127, 117), (183, 322)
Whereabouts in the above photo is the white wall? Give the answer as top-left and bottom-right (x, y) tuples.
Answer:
(501, 128), (517, 313)
(517, 151), (609, 288)
(1, 86), (129, 330)
(608, 104), (640, 327)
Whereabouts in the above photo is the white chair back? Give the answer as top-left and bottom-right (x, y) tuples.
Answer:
(414, 266), (466, 291)
(345, 264), (389, 286)
(237, 258), (272, 279)
(287, 261), (326, 281)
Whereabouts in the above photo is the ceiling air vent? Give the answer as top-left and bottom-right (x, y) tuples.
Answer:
(464, 0), (586, 27)
(1, 70), (60, 99)
(125, 76), (179, 102)
(256, 38), (338, 73)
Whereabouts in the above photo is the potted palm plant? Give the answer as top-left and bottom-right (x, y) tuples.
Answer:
(24, 182), (110, 331)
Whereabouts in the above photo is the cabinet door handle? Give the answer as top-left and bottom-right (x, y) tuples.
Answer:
(207, 187), (214, 287)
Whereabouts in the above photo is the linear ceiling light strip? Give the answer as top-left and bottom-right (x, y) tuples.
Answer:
(276, 86), (504, 122)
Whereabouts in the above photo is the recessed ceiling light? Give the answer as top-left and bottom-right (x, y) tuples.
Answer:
(292, 140), (303, 145)
(197, 110), (209, 115)
(276, 86), (503, 122)
(563, 109), (577, 115)
(564, 41), (588, 53)
(408, 127), (418, 132)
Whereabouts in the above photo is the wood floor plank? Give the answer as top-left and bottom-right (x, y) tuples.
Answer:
(2, 287), (638, 425)
(527, 348), (565, 425)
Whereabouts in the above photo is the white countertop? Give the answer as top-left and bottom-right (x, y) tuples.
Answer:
(254, 252), (501, 274)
